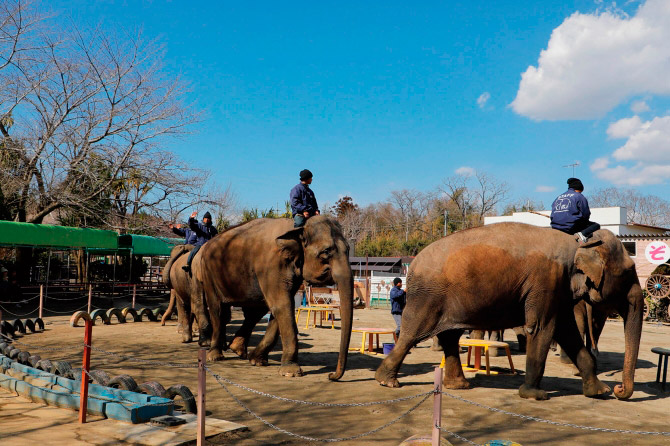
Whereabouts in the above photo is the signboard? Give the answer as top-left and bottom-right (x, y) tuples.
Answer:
(645, 241), (670, 265)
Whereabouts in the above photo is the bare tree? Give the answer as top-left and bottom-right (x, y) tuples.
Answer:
(438, 171), (508, 228)
(388, 189), (434, 240)
(589, 188), (670, 227)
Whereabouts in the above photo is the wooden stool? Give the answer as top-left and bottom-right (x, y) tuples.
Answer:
(349, 328), (395, 354)
(440, 339), (515, 375)
(651, 347), (670, 391)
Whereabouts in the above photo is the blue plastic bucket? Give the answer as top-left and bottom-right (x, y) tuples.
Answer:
(383, 343), (395, 355)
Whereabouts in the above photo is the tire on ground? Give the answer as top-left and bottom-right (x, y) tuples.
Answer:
(66, 367), (84, 381)
(12, 319), (25, 334)
(50, 360), (72, 376)
(152, 308), (165, 320)
(1, 344), (13, 355)
(166, 384), (197, 413)
(106, 308), (126, 324)
(90, 309), (110, 325)
(2, 320), (16, 337)
(121, 307), (141, 322)
(17, 351), (31, 365)
(139, 308), (156, 322)
(35, 359), (53, 372)
(8, 348), (21, 359)
(32, 318), (45, 331)
(88, 369), (111, 386)
(69, 311), (91, 327)
(23, 319), (36, 333)
(138, 381), (167, 398)
(28, 355), (42, 367)
(107, 374), (139, 392)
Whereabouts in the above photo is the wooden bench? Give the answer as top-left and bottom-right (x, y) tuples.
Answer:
(440, 339), (515, 375)
(651, 347), (670, 391)
(349, 328), (395, 354)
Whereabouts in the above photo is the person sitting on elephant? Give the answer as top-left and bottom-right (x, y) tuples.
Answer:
(169, 222), (197, 245)
(390, 277), (406, 342)
(290, 169), (320, 228)
(550, 177), (600, 243)
(182, 211), (218, 273)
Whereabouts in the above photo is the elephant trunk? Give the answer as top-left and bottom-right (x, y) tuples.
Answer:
(614, 283), (643, 400)
(328, 260), (353, 381)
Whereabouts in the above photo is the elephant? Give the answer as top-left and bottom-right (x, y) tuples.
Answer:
(193, 215), (354, 379)
(375, 223), (644, 400)
(161, 245), (203, 343)
(559, 300), (608, 366)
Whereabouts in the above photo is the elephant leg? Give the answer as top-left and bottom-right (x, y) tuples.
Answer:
(519, 317), (556, 400)
(230, 306), (268, 359)
(271, 295), (303, 377)
(513, 326), (526, 353)
(249, 314), (278, 367)
(175, 292), (192, 343)
(489, 330), (504, 356)
(430, 336), (443, 351)
(193, 285), (212, 347)
(206, 297), (229, 361)
(438, 330), (469, 389)
(554, 310), (610, 398)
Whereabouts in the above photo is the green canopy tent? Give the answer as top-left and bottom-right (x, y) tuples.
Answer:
(0, 221), (118, 250)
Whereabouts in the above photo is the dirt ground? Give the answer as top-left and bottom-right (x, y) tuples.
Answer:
(1, 308), (669, 446)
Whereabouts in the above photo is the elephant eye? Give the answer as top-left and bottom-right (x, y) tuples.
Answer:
(320, 246), (334, 259)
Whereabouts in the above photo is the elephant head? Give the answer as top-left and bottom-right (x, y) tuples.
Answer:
(276, 216), (353, 381)
(571, 230), (643, 400)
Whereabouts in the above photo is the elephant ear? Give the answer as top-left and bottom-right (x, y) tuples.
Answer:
(276, 227), (304, 260)
(573, 242), (605, 303)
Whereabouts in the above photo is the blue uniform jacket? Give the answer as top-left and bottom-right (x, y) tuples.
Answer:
(172, 226), (197, 245)
(290, 183), (319, 217)
(390, 286), (406, 315)
(550, 188), (591, 232)
(188, 218), (218, 246)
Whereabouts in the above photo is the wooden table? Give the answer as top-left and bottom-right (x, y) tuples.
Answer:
(440, 339), (515, 375)
(295, 306), (335, 329)
(349, 328), (395, 354)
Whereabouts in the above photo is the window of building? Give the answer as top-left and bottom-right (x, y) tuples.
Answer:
(622, 241), (636, 257)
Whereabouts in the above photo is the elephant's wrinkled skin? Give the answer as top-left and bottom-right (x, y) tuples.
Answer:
(194, 216), (354, 380)
(376, 223), (643, 400)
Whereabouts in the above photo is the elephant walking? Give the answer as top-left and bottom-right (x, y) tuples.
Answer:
(375, 223), (643, 400)
(194, 216), (354, 380)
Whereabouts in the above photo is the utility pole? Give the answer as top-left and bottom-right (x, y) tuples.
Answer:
(443, 210), (448, 237)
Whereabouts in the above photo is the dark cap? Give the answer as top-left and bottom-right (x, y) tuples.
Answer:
(567, 178), (584, 191)
(300, 169), (313, 181)
(203, 211), (212, 220)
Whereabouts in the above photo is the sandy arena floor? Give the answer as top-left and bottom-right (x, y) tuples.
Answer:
(1, 307), (669, 446)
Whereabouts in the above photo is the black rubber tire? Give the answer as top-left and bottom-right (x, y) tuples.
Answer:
(28, 355), (42, 367)
(90, 309), (110, 325)
(152, 308), (165, 320)
(106, 308), (126, 324)
(139, 308), (157, 322)
(0, 342), (7, 351)
(12, 319), (25, 334)
(88, 369), (111, 386)
(166, 384), (197, 413)
(121, 307), (141, 322)
(36, 359), (53, 372)
(1, 344), (13, 355)
(23, 319), (36, 333)
(17, 351), (31, 365)
(66, 368), (84, 381)
(107, 374), (139, 392)
(32, 318), (45, 331)
(138, 381), (167, 398)
(1, 320), (15, 337)
(50, 360), (72, 376)
(8, 348), (21, 359)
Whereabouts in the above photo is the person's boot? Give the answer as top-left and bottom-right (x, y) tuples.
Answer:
(575, 232), (588, 243)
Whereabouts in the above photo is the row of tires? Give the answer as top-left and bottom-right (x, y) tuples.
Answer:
(70, 307), (172, 327)
(0, 340), (195, 413)
(1, 318), (45, 338)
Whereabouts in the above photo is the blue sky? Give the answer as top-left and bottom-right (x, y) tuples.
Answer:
(55, 0), (670, 212)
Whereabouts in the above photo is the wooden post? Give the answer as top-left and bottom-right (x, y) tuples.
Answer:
(132, 284), (136, 309)
(87, 284), (92, 314)
(197, 348), (206, 446)
(39, 284), (44, 319)
(79, 319), (93, 423)
(432, 366), (442, 446)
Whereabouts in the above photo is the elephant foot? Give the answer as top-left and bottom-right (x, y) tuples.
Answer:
(197, 335), (211, 348)
(207, 349), (225, 362)
(443, 376), (470, 389)
(180, 334), (193, 343)
(519, 384), (549, 400)
(229, 336), (248, 359)
(249, 356), (268, 367)
(375, 367), (400, 388)
(278, 362), (303, 377)
(583, 379), (611, 398)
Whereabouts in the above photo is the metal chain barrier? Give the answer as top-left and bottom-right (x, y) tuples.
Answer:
(437, 425), (481, 445)
(440, 390), (670, 437)
(1, 333), (83, 353)
(0, 305), (40, 318)
(0, 295), (40, 304)
(43, 304), (89, 314)
(86, 344), (198, 369)
(207, 366), (431, 443)
(204, 365), (432, 407)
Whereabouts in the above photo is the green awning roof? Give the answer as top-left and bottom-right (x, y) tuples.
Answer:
(118, 234), (180, 256)
(0, 221), (118, 250)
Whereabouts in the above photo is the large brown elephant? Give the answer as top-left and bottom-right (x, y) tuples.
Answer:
(193, 216), (354, 379)
(375, 223), (644, 400)
(161, 245), (202, 343)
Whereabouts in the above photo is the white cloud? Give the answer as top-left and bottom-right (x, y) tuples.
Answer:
(606, 115), (643, 139)
(455, 166), (475, 176)
(592, 115), (670, 184)
(477, 92), (491, 109)
(631, 100), (650, 113)
(535, 185), (556, 193)
(511, 0), (670, 120)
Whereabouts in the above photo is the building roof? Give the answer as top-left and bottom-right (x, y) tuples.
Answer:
(349, 256), (403, 272)
(0, 221), (118, 250)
